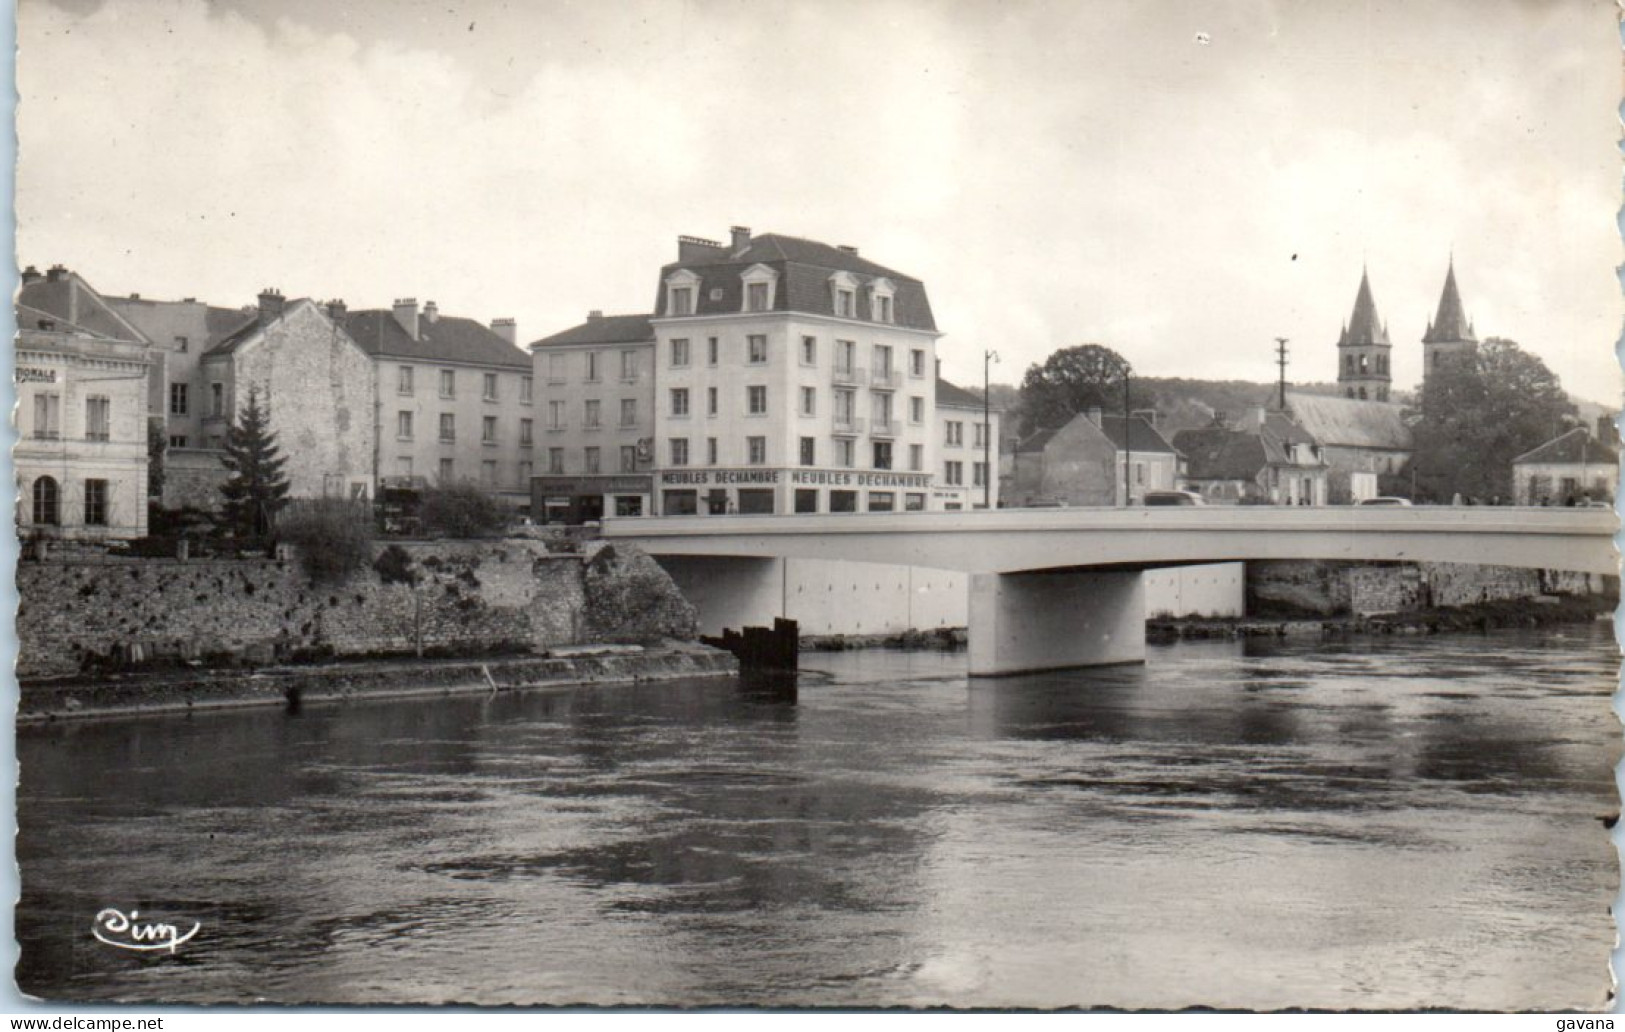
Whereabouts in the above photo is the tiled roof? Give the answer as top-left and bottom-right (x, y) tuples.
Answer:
(1097, 413), (1180, 455)
(1423, 259), (1476, 344)
(1176, 422), (1314, 480)
(529, 314), (654, 349)
(1285, 391), (1411, 450)
(346, 309), (531, 369)
(16, 302), (96, 336)
(107, 295), (257, 352)
(1015, 426), (1062, 454)
(1513, 427), (1618, 466)
(935, 378), (989, 410)
(1338, 269), (1391, 347)
(19, 271), (149, 344)
(654, 232), (936, 331)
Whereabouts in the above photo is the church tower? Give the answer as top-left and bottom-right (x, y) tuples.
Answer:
(1422, 257), (1477, 381)
(1336, 268), (1392, 402)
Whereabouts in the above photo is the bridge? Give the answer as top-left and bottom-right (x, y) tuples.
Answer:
(602, 507), (1618, 676)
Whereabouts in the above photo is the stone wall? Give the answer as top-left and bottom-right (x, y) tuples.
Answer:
(1249, 559), (1613, 618)
(17, 538), (695, 679)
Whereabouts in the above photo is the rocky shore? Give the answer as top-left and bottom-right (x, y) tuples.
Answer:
(1147, 593), (1615, 644)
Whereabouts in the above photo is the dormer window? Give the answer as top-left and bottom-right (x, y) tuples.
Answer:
(665, 269), (702, 316)
(829, 270), (859, 319)
(869, 278), (895, 323)
(740, 264), (779, 313)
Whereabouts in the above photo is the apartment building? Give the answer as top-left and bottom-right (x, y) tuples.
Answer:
(345, 299), (534, 511)
(526, 312), (657, 522)
(934, 377), (1001, 509)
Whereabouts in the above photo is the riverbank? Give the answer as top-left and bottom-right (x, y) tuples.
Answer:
(1147, 593), (1615, 644)
(16, 642), (738, 724)
(802, 627), (969, 652)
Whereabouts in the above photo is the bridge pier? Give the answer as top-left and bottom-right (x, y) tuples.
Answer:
(968, 570), (1146, 676)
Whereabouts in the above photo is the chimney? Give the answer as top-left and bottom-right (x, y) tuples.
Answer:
(490, 318), (516, 345)
(20, 265), (40, 284)
(423, 300), (438, 323)
(128, 293), (141, 300)
(837, 245), (859, 256)
(258, 288), (285, 322)
(182, 297), (197, 304)
(46, 264), (66, 283)
(730, 225), (752, 255)
(587, 310), (603, 321)
(326, 298), (347, 321)
(392, 298), (419, 340)
(1087, 406), (1103, 426)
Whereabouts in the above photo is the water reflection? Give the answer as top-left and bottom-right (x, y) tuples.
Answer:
(16, 624), (1618, 1009)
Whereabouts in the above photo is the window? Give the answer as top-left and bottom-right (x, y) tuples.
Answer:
(870, 278), (895, 323)
(910, 349), (925, 377)
(584, 446), (601, 473)
(83, 479), (108, 526)
(615, 496), (643, 517)
(483, 373), (498, 401)
(663, 490), (698, 515)
(398, 366), (414, 394)
(670, 286), (693, 316)
(547, 353), (567, 383)
(905, 492), (926, 511)
(747, 335), (767, 364)
(549, 448), (565, 474)
(741, 264), (778, 313)
(396, 456), (413, 477)
(670, 388), (690, 417)
(909, 444), (924, 472)
(31, 476), (58, 525)
(834, 389), (856, 427)
(210, 382), (225, 418)
(397, 411), (414, 439)
(548, 400), (566, 429)
(836, 340), (856, 374)
(520, 375), (533, 402)
(800, 386), (817, 417)
(739, 489), (775, 514)
(945, 461), (963, 485)
(439, 413), (456, 442)
(873, 345), (893, 379)
(85, 396), (110, 441)
(946, 421), (963, 446)
(747, 282), (769, 312)
(800, 437), (816, 466)
(875, 296), (892, 323)
(519, 460), (533, 483)
(795, 489), (819, 514)
(836, 289), (855, 317)
(868, 491), (895, 512)
(707, 338), (718, 366)
(439, 458), (455, 483)
(169, 383), (188, 416)
(621, 350), (639, 381)
(909, 396), (924, 424)
(484, 459), (500, 485)
(671, 338), (691, 367)
(519, 418), (534, 446)
(747, 386), (768, 415)
(670, 438), (689, 466)
(707, 387), (718, 417)
(748, 437), (767, 465)
(174, 335), (189, 353)
(974, 462), (988, 487)
(830, 489), (857, 513)
(836, 438), (855, 468)
(440, 369), (456, 397)
(873, 442), (893, 470)
(801, 336), (817, 365)
(168, 435), (188, 449)
(584, 400), (601, 429)
(620, 399), (637, 427)
(620, 445), (638, 472)
(707, 437), (718, 465)
(585, 352), (601, 382)
(974, 423), (987, 448)
(33, 393), (61, 440)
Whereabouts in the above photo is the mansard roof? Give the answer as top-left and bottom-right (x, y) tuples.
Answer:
(935, 378), (989, 411)
(529, 313), (654, 349)
(654, 232), (937, 331)
(1423, 259), (1477, 344)
(1338, 269), (1391, 347)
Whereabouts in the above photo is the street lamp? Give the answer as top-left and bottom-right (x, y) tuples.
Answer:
(1117, 357), (1132, 508)
(983, 349), (999, 509)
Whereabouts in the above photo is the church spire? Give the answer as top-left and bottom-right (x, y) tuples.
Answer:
(1423, 257), (1475, 344)
(1343, 268), (1390, 346)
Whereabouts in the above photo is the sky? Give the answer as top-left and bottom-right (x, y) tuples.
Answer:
(14, 0), (1623, 401)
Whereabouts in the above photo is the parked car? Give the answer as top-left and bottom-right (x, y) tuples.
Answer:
(1358, 496), (1413, 506)
(1143, 490), (1206, 506)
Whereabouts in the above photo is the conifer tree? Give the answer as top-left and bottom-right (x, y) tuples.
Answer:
(218, 386), (291, 538)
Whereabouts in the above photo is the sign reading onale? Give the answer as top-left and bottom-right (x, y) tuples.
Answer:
(16, 366), (57, 383)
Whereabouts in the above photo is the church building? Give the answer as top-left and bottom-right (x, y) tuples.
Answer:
(1335, 269), (1393, 402)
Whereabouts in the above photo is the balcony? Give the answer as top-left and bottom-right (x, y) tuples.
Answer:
(870, 368), (898, 390)
(832, 416), (866, 436)
(832, 365), (867, 387)
(869, 419), (899, 438)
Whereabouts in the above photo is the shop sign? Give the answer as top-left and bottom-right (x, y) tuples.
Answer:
(535, 475), (651, 494)
(16, 366), (56, 383)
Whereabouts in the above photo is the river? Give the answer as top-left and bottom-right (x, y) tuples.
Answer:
(15, 624), (1619, 1010)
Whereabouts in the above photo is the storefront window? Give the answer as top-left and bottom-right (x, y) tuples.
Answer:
(830, 490), (857, 513)
(868, 492), (895, 512)
(794, 489), (819, 514)
(905, 493), (926, 511)
(738, 489), (775, 514)
(663, 490), (698, 516)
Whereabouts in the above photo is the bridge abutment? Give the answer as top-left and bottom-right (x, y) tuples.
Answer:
(968, 570), (1147, 676)
(657, 556), (785, 637)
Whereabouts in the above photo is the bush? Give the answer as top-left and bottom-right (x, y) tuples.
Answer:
(279, 498), (375, 582)
(372, 544), (420, 586)
(419, 482), (509, 539)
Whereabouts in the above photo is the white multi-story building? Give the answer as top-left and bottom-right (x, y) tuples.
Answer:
(933, 377), (1001, 510)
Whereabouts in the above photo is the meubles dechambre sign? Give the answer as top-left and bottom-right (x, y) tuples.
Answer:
(659, 468), (933, 489)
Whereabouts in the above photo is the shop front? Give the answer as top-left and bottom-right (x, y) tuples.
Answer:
(532, 474), (653, 524)
(656, 468), (936, 515)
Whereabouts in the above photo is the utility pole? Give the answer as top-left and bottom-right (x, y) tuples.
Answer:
(982, 349), (999, 510)
(1275, 337), (1289, 410)
(1121, 361), (1132, 507)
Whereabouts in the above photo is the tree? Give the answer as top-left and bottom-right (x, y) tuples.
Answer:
(419, 481), (510, 538)
(1408, 337), (1576, 502)
(217, 386), (291, 538)
(1016, 344), (1154, 436)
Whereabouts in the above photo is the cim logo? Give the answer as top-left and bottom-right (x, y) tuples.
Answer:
(92, 907), (200, 954)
